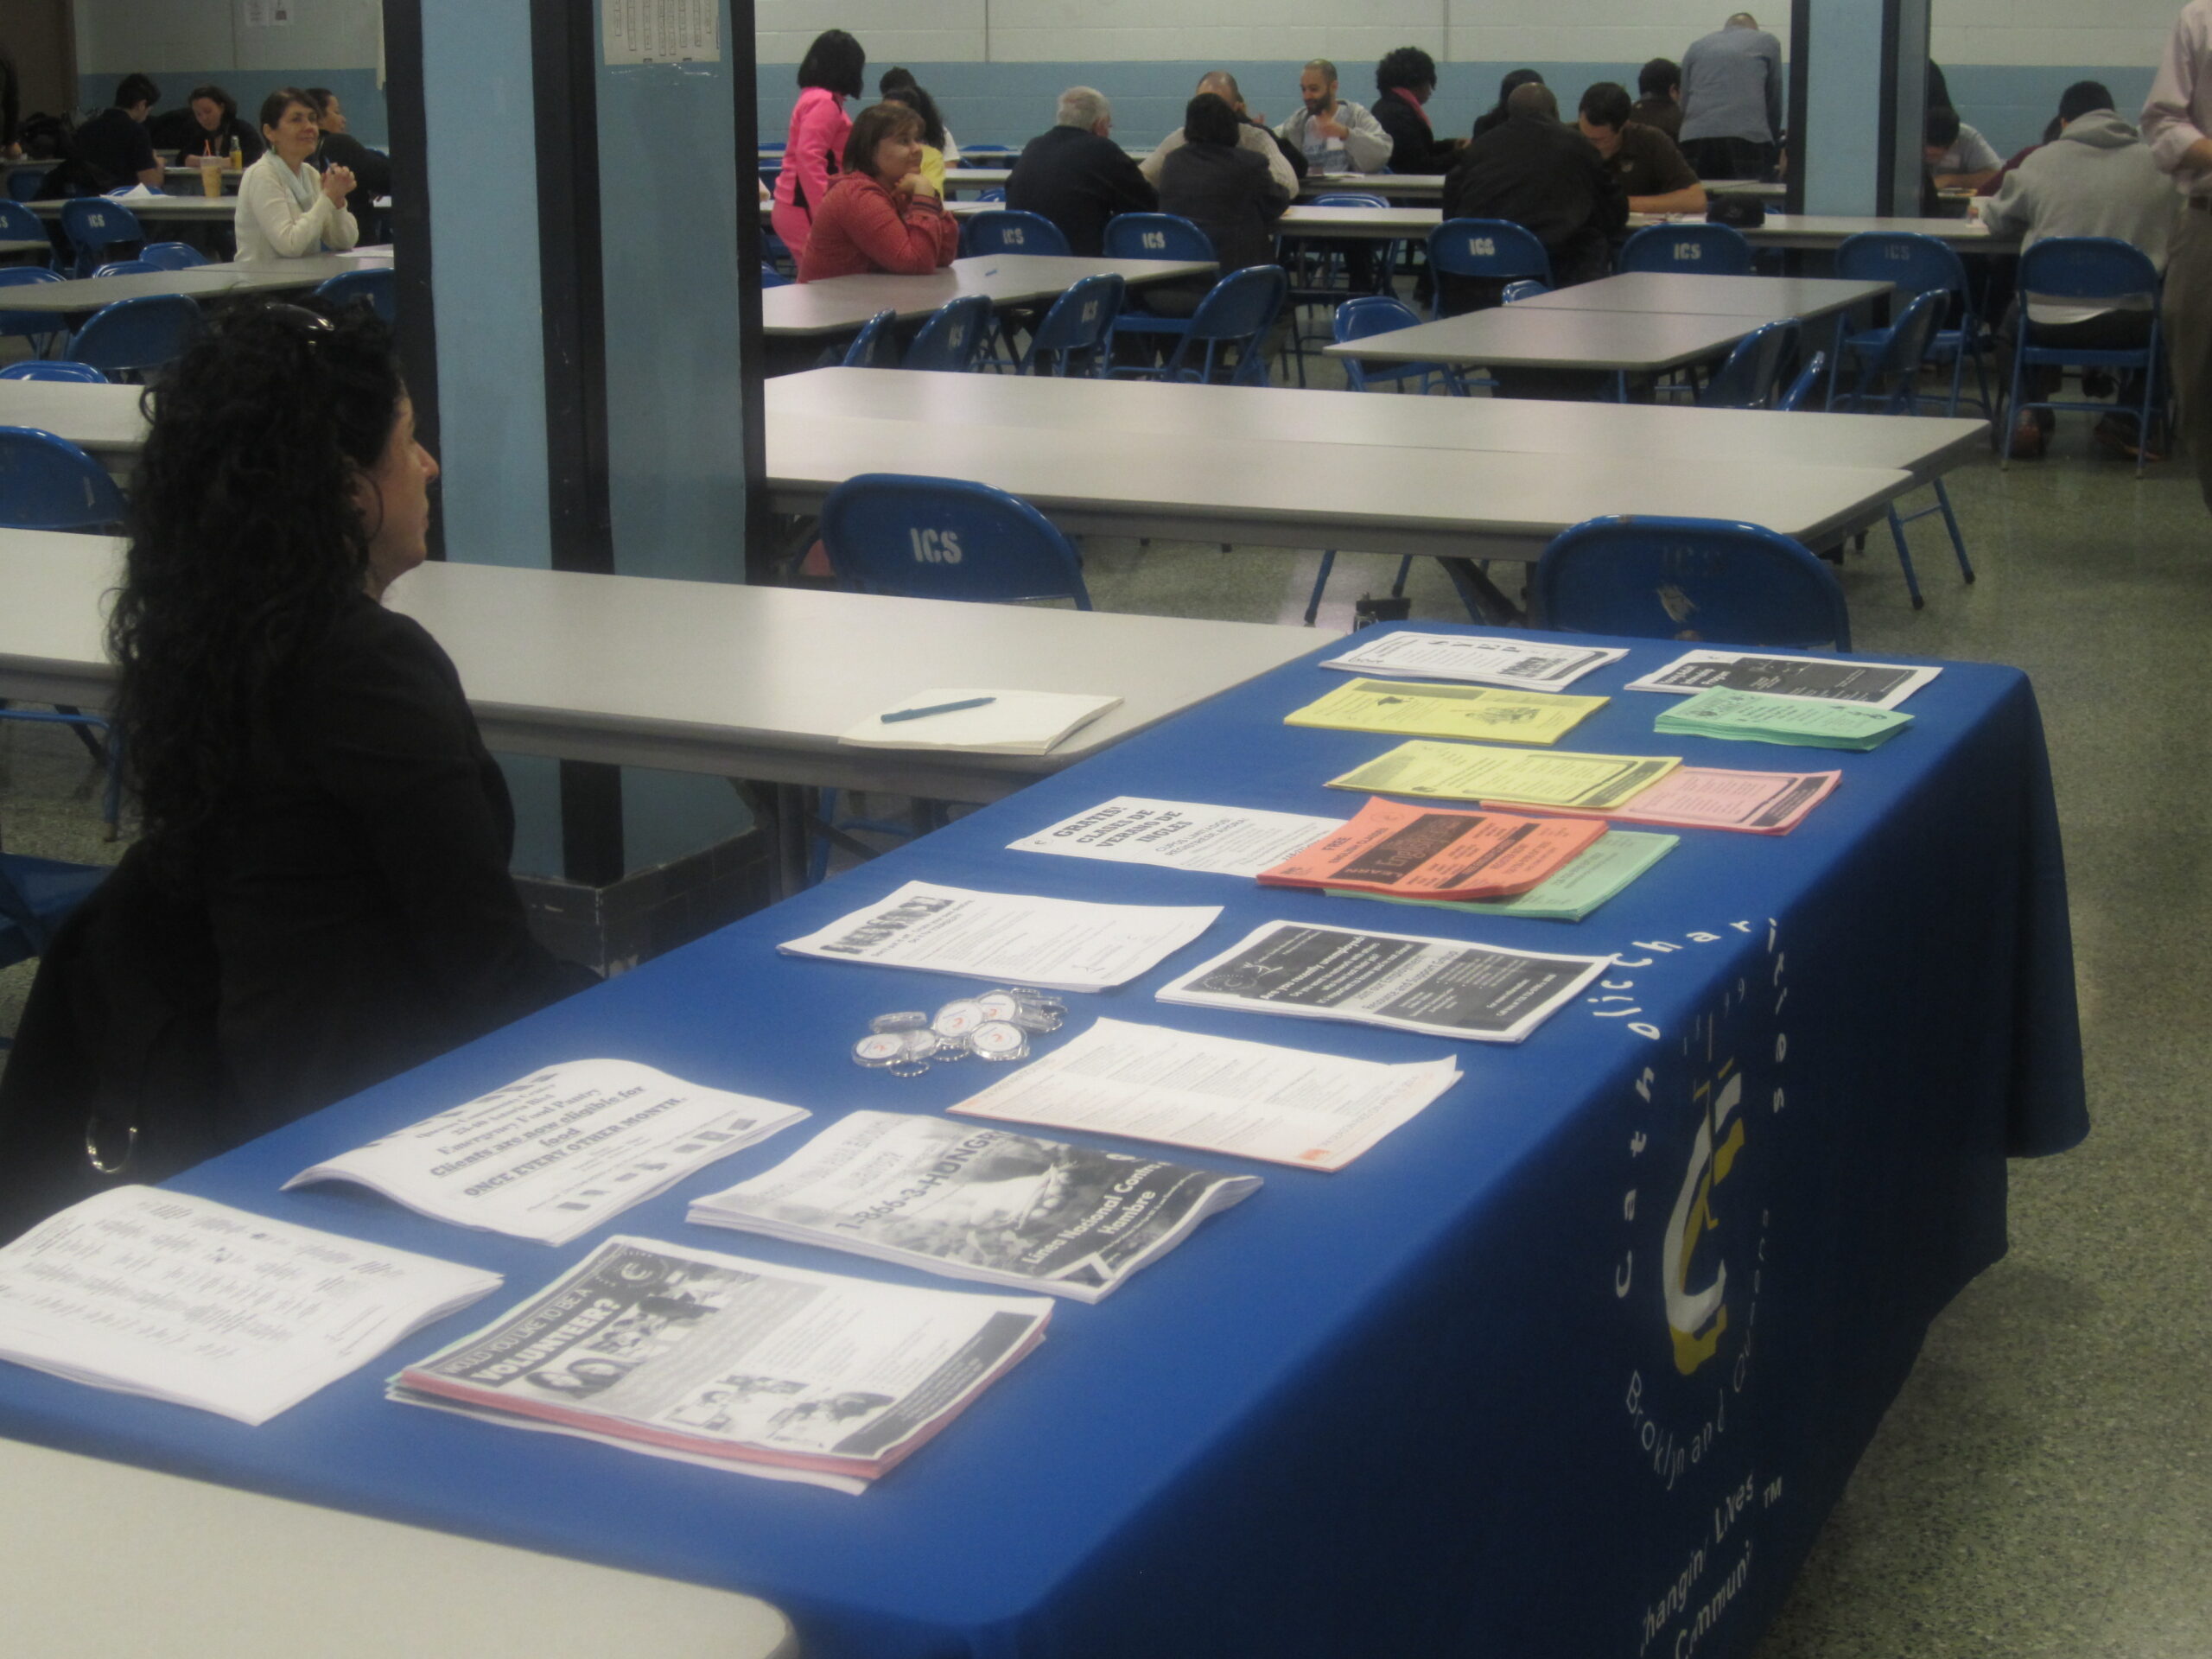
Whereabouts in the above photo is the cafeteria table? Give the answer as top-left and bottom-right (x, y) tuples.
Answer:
(760, 252), (1213, 339)
(24, 194), (240, 223)
(0, 623), (2087, 1659)
(1628, 210), (2017, 254)
(0, 251), (391, 319)
(0, 238), (50, 261)
(1323, 306), (1789, 398)
(1512, 271), (1888, 324)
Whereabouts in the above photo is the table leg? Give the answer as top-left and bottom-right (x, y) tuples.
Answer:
(1438, 557), (1526, 625)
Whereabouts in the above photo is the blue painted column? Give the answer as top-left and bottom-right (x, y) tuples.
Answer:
(1796, 0), (1929, 217)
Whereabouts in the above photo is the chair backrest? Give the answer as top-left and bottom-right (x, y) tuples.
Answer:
(139, 240), (209, 270)
(66, 293), (205, 378)
(760, 262), (792, 288)
(1618, 222), (1754, 276)
(1777, 349), (1827, 412)
(0, 361), (109, 383)
(0, 199), (45, 241)
(1310, 194), (1389, 208)
(1164, 264), (1287, 386)
(976, 188), (1007, 203)
(1332, 295), (1422, 346)
(901, 293), (995, 372)
(1697, 318), (1800, 410)
(2015, 235), (2161, 306)
(5, 168), (54, 202)
(0, 425), (130, 532)
(315, 267), (397, 324)
(1847, 288), (1947, 412)
(1426, 219), (1553, 285)
(1500, 279), (1549, 304)
(1535, 514), (1852, 651)
(1021, 272), (1123, 374)
(1833, 232), (1969, 308)
(60, 199), (143, 275)
(841, 308), (901, 368)
(819, 473), (1092, 607)
(1102, 213), (1215, 264)
(0, 265), (66, 340)
(959, 209), (1071, 258)
(92, 258), (158, 278)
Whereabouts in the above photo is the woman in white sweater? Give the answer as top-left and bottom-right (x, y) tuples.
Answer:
(233, 87), (359, 264)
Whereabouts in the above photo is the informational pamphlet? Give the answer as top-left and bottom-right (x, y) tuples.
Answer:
(839, 689), (1122, 755)
(1321, 632), (1627, 689)
(391, 1236), (1051, 1493)
(1007, 797), (1347, 879)
(950, 1017), (1461, 1170)
(1624, 649), (1939, 709)
(1496, 767), (1839, 835)
(689, 1112), (1259, 1301)
(283, 1060), (810, 1247)
(1343, 830), (1678, 921)
(1283, 678), (1606, 747)
(1257, 798), (1605, 901)
(1156, 922), (1610, 1043)
(1655, 690), (1912, 752)
(778, 880), (1221, 992)
(0, 1188), (501, 1427)
(1328, 741), (1680, 810)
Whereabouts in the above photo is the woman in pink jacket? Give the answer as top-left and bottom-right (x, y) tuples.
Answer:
(772, 29), (867, 261)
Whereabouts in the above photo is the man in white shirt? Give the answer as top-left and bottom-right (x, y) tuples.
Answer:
(1924, 105), (2002, 190)
(1274, 60), (1390, 175)
(2143, 0), (2212, 507)
(1141, 71), (1299, 197)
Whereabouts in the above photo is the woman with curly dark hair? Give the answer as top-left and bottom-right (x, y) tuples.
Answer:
(1373, 45), (1462, 173)
(0, 301), (591, 1235)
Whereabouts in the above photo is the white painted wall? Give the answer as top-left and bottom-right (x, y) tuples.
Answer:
(77, 0), (380, 78)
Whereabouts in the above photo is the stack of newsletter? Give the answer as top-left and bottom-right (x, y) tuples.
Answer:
(689, 1112), (1261, 1301)
(391, 1236), (1051, 1493)
(1257, 798), (1605, 902)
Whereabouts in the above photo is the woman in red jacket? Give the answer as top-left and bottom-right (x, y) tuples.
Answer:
(771, 29), (866, 262)
(798, 100), (960, 281)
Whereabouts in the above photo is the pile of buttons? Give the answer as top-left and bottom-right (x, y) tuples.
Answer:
(851, 989), (1069, 1078)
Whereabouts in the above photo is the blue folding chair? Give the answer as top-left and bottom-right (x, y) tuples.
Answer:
(1103, 213), (1216, 360)
(0, 199), (51, 254)
(0, 267), (67, 357)
(1424, 219), (1552, 319)
(60, 200), (143, 278)
(1697, 319), (1800, 410)
(1831, 232), (1991, 417)
(958, 209), (1070, 257)
(0, 426), (129, 532)
(0, 705), (122, 838)
(315, 267), (396, 324)
(5, 168), (54, 203)
(1284, 192), (1393, 385)
(139, 241), (208, 270)
(1777, 348), (1828, 412)
(1535, 515), (1852, 650)
(92, 259), (159, 278)
(2002, 236), (2165, 479)
(1154, 264), (1285, 387)
(1331, 296), (1463, 396)
(65, 293), (202, 383)
(901, 293), (995, 373)
(760, 262), (792, 289)
(0, 361), (107, 383)
(841, 308), (901, 368)
(975, 188), (1007, 203)
(1500, 279), (1549, 304)
(1019, 272), (1122, 376)
(0, 805), (111, 991)
(1617, 222), (1754, 276)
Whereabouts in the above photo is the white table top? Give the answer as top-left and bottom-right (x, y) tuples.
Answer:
(1302, 170), (1446, 199)
(1, 238), (51, 257)
(1630, 210), (2018, 251)
(26, 194), (240, 221)
(0, 530), (1318, 801)
(0, 1439), (798, 1659)
(0, 379), (149, 453)
(0, 251), (390, 314)
(762, 253), (1214, 336)
(1325, 305), (1761, 372)
(1515, 271), (1890, 322)
(1277, 203), (1439, 240)
(770, 366), (1985, 487)
(760, 371), (1914, 562)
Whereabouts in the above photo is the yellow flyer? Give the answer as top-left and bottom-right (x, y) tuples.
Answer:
(1327, 741), (1681, 810)
(1284, 678), (1606, 747)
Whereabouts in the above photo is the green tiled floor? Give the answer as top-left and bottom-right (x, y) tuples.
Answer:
(3, 372), (2206, 1655)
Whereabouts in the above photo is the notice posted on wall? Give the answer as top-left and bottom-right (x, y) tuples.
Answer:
(604, 0), (721, 64)
(243, 0), (293, 28)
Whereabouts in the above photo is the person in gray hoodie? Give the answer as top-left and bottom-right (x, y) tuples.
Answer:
(1981, 80), (2181, 459)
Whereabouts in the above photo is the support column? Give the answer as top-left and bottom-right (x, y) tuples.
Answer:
(1792, 0), (1929, 217)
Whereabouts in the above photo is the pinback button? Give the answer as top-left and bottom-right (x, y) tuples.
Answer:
(932, 1000), (988, 1038)
(853, 1033), (906, 1067)
(869, 1011), (930, 1033)
(970, 1021), (1029, 1060)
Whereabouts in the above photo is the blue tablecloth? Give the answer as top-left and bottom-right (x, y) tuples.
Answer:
(0, 628), (2083, 1659)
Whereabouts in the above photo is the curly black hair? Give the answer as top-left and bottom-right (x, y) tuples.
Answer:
(107, 300), (404, 869)
(1375, 47), (1438, 98)
(880, 79), (947, 150)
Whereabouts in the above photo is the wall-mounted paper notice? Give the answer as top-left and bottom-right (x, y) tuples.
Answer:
(604, 0), (721, 64)
(243, 0), (293, 28)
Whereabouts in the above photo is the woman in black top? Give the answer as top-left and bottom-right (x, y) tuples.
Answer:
(0, 302), (592, 1232)
(1153, 92), (1291, 318)
(149, 82), (264, 163)
(1372, 46), (1461, 173)
(1471, 69), (1545, 139)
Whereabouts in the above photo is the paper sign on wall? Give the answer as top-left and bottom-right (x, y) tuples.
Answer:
(604, 0), (721, 64)
(244, 0), (293, 27)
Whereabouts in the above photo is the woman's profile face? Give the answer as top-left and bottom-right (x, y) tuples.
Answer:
(264, 100), (321, 165)
(192, 98), (224, 132)
(320, 94), (347, 134)
(871, 129), (923, 184)
(354, 394), (441, 596)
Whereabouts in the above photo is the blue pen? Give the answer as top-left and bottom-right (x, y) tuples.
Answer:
(881, 696), (997, 723)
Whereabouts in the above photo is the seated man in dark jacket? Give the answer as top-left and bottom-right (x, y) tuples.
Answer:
(1440, 81), (1626, 308)
(1006, 86), (1157, 257)
(1150, 92), (1293, 321)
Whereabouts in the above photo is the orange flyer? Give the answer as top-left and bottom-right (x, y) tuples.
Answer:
(1255, 798), (1607, 901)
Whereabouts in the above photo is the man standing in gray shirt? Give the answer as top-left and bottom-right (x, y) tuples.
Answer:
(2143, 0), (2212, 509)
(1678, 13), (1784, 181)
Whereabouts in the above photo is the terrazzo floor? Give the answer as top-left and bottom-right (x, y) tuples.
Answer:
(2, 363), (2207, 1656)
